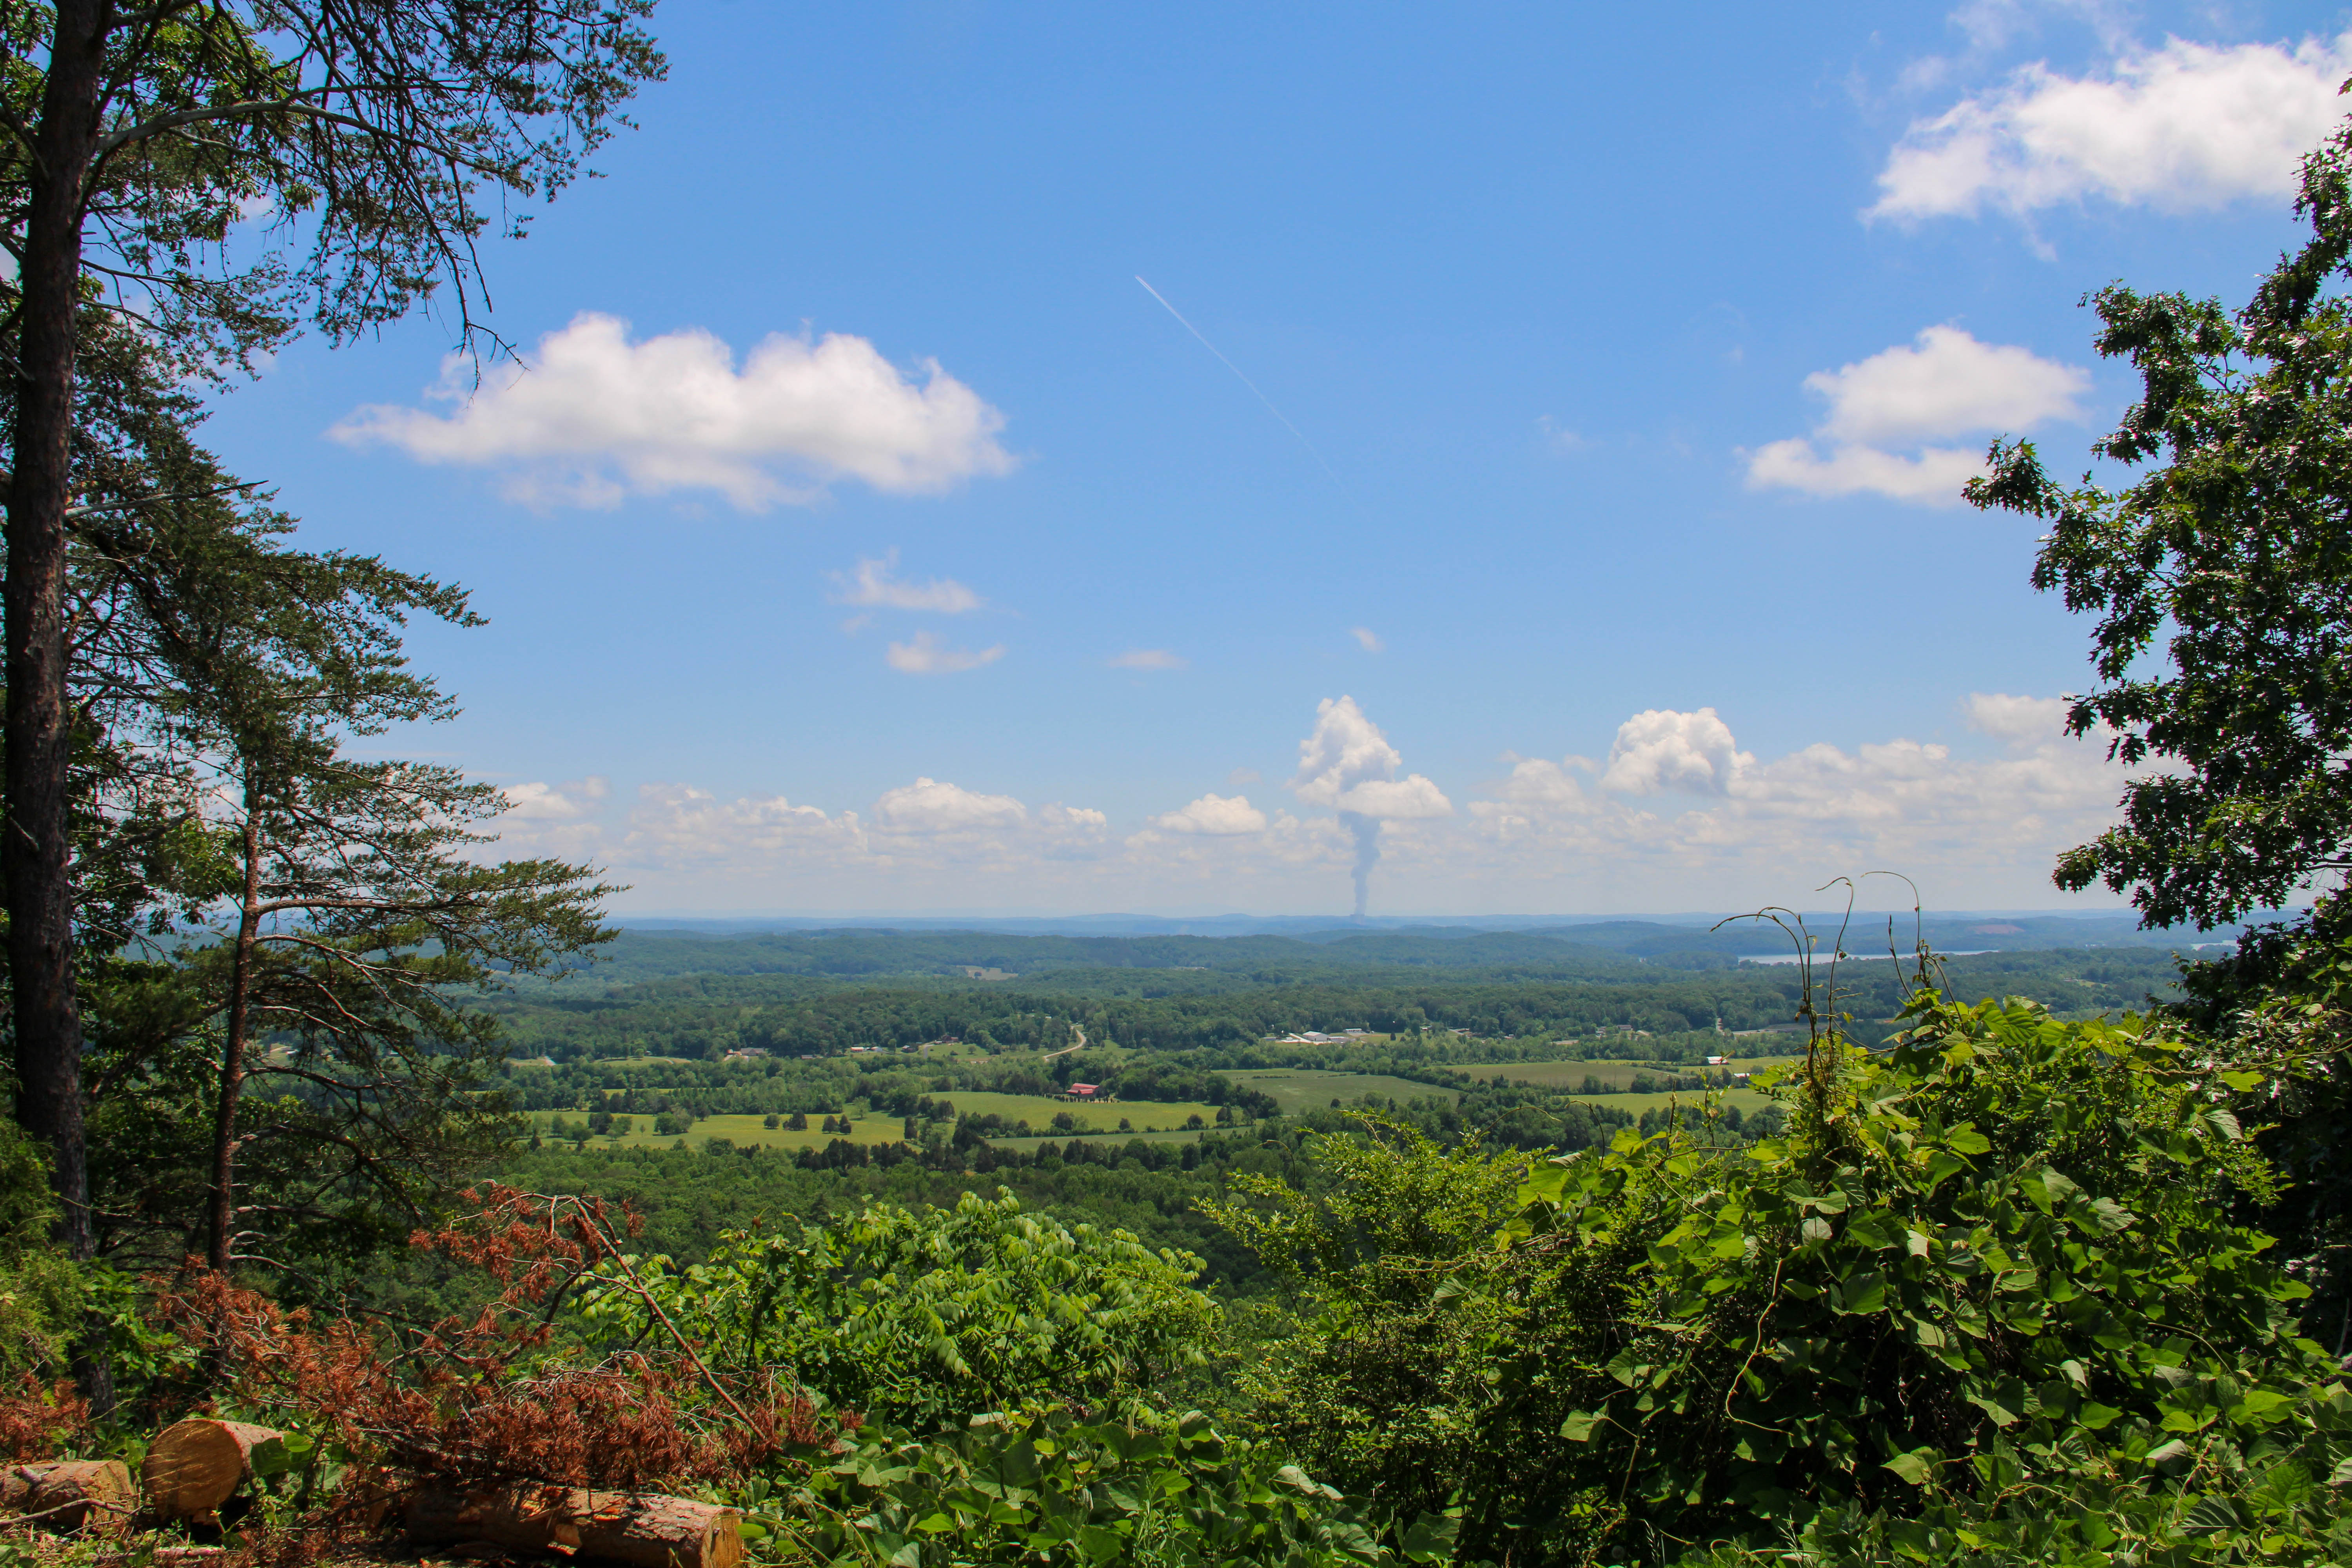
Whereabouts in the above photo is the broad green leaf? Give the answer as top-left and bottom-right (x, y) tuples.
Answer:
(1882, 1448), (1937, 1485)
(1560, 1408), (1608, 1442)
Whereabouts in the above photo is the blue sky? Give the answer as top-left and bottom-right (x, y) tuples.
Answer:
(196, 0), (2347, 917)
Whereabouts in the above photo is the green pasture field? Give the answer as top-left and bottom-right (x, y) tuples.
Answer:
(532, 1110), (898, 1154)
(535, 1090), (1223, 1152)
(1565, 1087), (1779, 1117)
(1451, 1056), (1797, 1091)
(913, 1090), (1221, 1135)
(1225, 1069), (1461, 1115)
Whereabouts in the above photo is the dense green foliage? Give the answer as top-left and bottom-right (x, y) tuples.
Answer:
(1206, 991), (2339, 1565)
(768, 1409), (1419, 1568)
(578, 1192), (1218, 1430)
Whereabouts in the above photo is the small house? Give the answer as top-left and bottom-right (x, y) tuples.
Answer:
(1066, 1083), (1103, 1100)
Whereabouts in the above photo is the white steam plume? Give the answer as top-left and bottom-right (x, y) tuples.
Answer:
(1289, 696), (1452, 915)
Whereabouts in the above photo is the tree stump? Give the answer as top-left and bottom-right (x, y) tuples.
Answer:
(0, 1458), (136, 1532)
(408, 1484), (742, 1568)
(140, 1418), (285, 1521)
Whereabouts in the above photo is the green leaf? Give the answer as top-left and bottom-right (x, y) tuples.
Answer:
(2076, 1402), (2123, 1431)
(1840, 1271), (1888, 1314)
(1560, 1408), (1608, 1442)
(1882, 1448), (1937, 1485)
(1401, 1512), (1462, 1563)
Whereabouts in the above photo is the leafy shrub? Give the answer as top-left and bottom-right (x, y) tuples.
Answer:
(1214, 991), (2328, 1565)
(762, 1407), (1438, 1568)
(576, 1190), (1218, 1430)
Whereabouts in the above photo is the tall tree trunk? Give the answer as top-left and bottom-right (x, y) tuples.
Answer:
(7, 0), (106, 1408)
(207, 775), (265, 1274)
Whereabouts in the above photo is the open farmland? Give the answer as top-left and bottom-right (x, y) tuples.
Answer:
(532, 1089), (1225, 1154)
(1450, 1055), (1799, 1091)
(1224, 1068), (1462, 1115)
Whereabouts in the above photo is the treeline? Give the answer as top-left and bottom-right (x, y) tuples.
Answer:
(484, 946), (2186, 1065)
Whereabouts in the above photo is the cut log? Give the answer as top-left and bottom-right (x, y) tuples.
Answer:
(140, 1418), (285, 1521)
(0, 1458), (136, 1532)
(408, 1484), (742, 1568)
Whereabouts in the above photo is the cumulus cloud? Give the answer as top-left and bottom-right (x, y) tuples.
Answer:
(1746, 442), (1996, 504)
(1965, 691), (2075, 744)
(832, 550), (982, 613)
(1334, 776), (1454, 819)
(1873, 32), (2352, 222)
(1748, 327), (2088, 506)
(886, 631), (1005, 675)
(1462, 693), (2138, 908)
(871, 777), (1027, 834)
(332, 312), (1016, 511)
(592, 692), (2137, 911)
(1351, 626), (1385, 653)
(1110, 649), (1187, 670)
(616, 775), (1110, 891)
(624, 783), (860, 869)
(1289, 695), (1452, 915)
(1601, 709), (1754, 795)
(1151, 793), (1269, 835)
(1291, 696), (1403, 807)
(501, 776), (610, 818)
(1808, 326), (2088, 445)
(489, 776), (613, 858)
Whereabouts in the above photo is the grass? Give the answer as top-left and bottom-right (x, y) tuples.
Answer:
(1450, 1056), (1796, 1091)
(534, 1090), (1223, 1154)
(1571, 1087), (1778, 1117)
(534, 1111), (898, 1154)
(1225, 1069), (1462, 1115)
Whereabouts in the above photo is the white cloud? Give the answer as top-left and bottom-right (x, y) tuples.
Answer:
(1152, 793), (1269, 835)
(1351, 626), (1385, 654)
(1110, 649), (1187, 670)
(1873, 32), (2352, 222)
(1462, 693), (2138, 908)
(871, 777), (1027, 834)
(623, 783), (861, 869)
(488, 776), (613, 859)
(1746, 440), (1995, 504)
(1807, 326), (2089, 446)
(886, 631), (1005, 675)
(1748, 327), (2087, 506)
(1964, 690), (2075, 744)
(1334, 775), (1453, 819)
(1600, 708), (1754, 795)
(593, 692), (2140, 912)
(332, 312), (1017, 511)
(1291, 695), (1404, 808)
(833, 550), (982, 613)
(501, 776), (610, 818)
(617, 775), (1111, 887)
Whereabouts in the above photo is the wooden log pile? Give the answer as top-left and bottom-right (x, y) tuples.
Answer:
(0, 1459), (135, 1530)
(2, 1417), (742, 1568)
(407, 1484), (742, 1568)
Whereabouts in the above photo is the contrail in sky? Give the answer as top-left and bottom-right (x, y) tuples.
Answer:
(1134, 275), (1343, 488)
